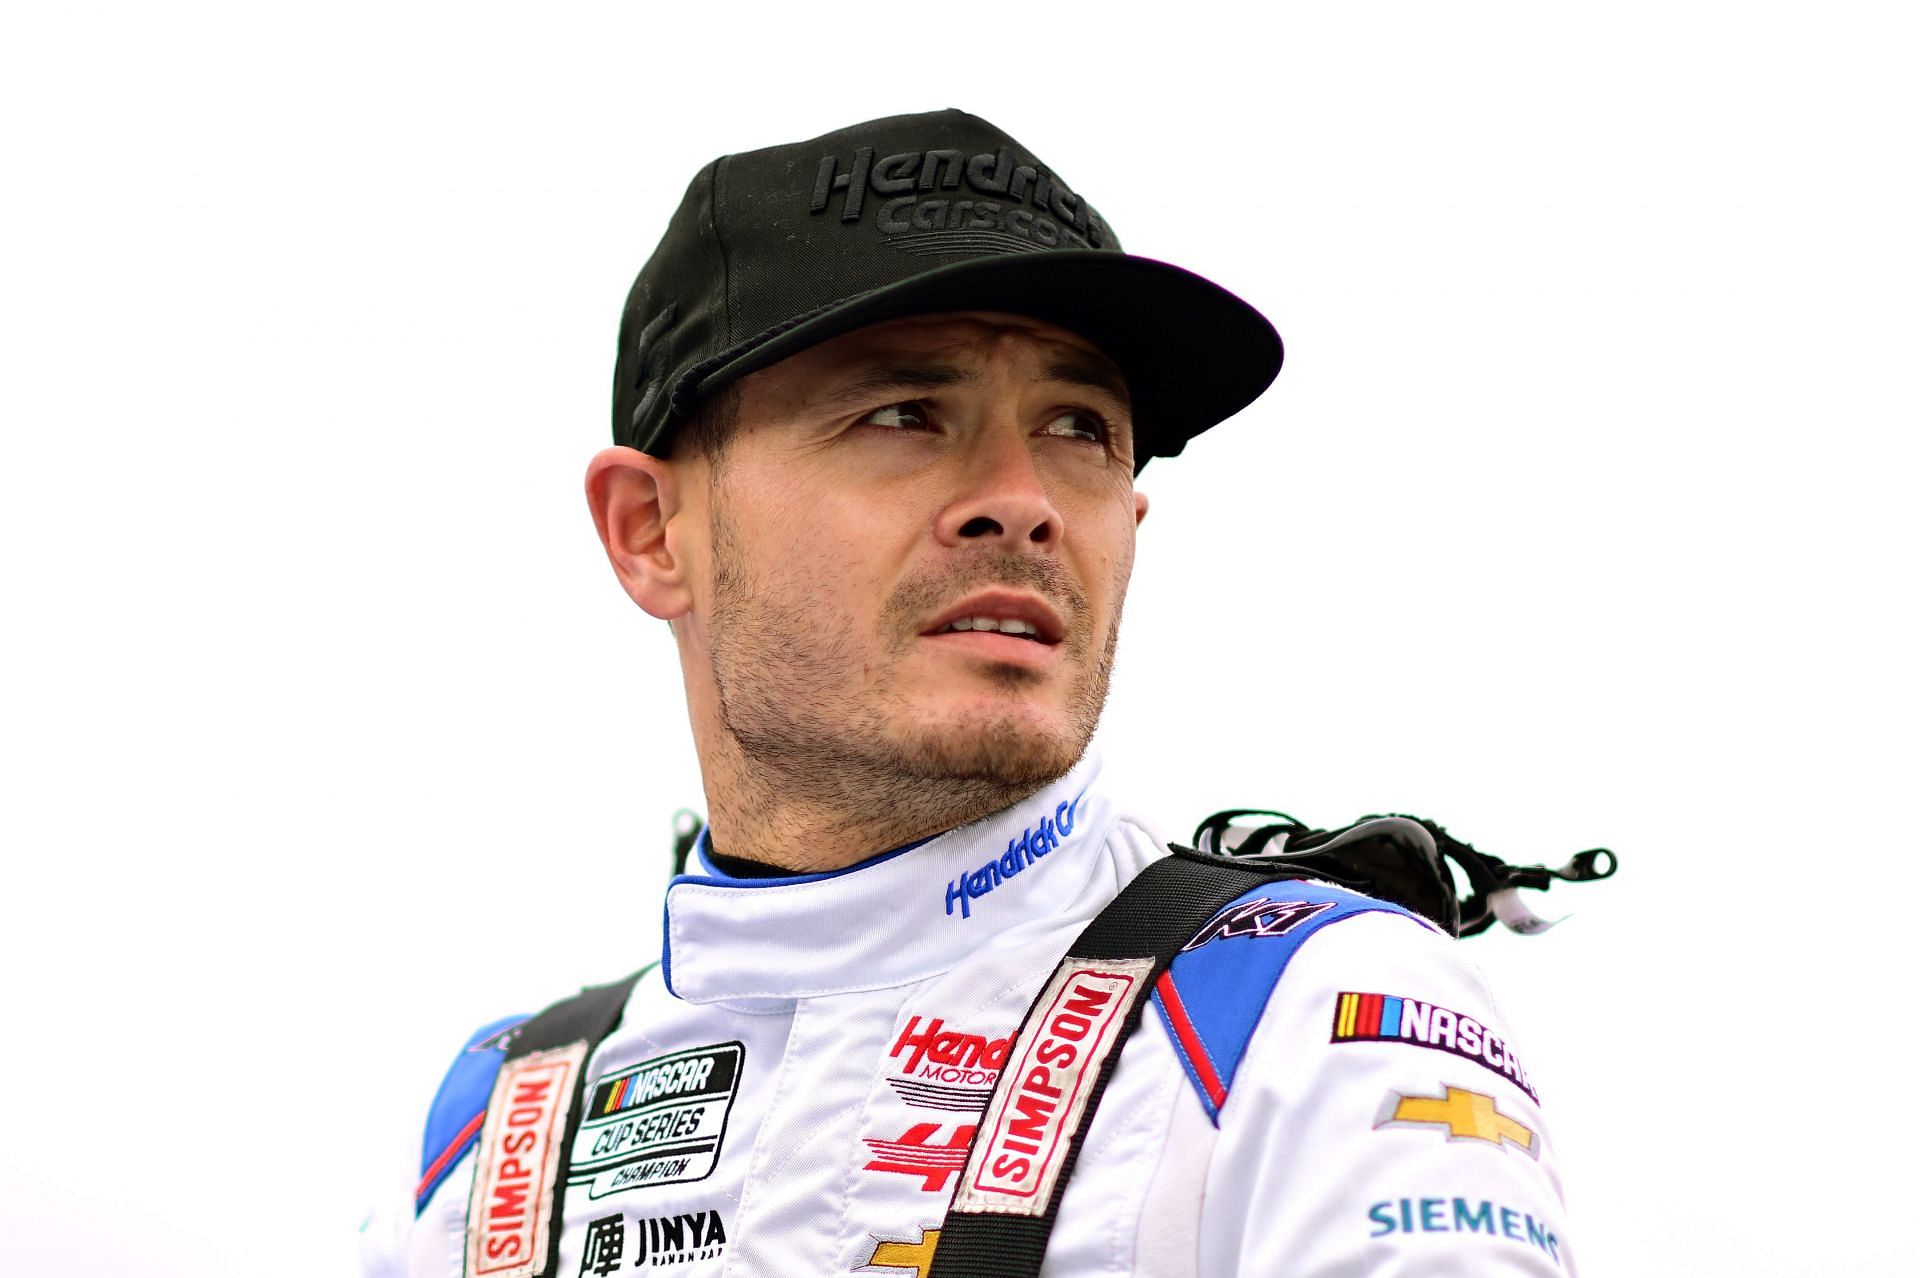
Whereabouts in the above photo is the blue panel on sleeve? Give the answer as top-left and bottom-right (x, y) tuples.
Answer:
(416, 1014), (529, 1214)
(1150, 881), (1425, 1124)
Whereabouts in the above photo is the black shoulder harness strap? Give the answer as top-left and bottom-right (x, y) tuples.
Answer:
(465, 969), (644, 1278)
(924, 847), (1314, 1278)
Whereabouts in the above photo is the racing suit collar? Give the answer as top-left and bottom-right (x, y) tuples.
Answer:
(661, 753), (1111, 1007)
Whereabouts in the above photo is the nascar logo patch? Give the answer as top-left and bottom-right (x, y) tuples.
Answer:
(567, 1042), (744, 1199)
(1331, 992), (1539, 1102)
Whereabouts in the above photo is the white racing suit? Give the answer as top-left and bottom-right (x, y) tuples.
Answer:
(361, 755), (1577, 1276)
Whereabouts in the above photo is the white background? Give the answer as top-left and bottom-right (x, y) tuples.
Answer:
(3, 3), (1915, 1275)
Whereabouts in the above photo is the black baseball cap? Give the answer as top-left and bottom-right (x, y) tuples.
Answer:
(612, 109), (1282, 470)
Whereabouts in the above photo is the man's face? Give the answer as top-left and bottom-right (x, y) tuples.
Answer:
(679, 311), (1147, 794)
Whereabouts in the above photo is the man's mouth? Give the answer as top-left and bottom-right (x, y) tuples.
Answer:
(931, 616), (1046, 641)
(920, 593), (1067, 647)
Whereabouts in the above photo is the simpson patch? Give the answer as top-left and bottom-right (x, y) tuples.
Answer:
(464, 1042), (587, 1278)
(953, 957), (1153, 1216)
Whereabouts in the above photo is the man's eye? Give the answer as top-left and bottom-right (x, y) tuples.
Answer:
(1038, 409), (1108, 442)
(859, 402), (932, 430)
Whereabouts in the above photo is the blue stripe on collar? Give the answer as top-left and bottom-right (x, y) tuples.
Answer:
(661, 830), (934, 998)
(675, 827), (933, 889)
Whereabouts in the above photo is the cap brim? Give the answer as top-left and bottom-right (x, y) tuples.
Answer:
(679, 252), (1282, 470)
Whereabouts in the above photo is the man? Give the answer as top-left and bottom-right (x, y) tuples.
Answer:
(362, 110), (1576, 1277)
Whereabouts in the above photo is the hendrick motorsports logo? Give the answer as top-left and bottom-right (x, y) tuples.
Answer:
(945, 792), (1084, 920)
(567, 1043), (743, 1199)
(809, 144), (1114, 254)
(887, 1014), (1014, 1114)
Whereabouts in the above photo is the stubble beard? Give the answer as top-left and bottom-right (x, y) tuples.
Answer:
(705, 505), (1124, 839)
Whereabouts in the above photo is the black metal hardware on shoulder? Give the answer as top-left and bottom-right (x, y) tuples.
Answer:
(1191, 808), (1618, 938)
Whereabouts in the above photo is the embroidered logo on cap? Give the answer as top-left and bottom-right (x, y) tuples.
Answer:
(809, 144), (1112, 255)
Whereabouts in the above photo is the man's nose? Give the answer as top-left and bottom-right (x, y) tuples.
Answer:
(933, 425), (1063, 552)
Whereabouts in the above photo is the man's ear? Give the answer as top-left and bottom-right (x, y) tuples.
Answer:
(585, 446), (696, 620)
(1134, 488), (1149, 528)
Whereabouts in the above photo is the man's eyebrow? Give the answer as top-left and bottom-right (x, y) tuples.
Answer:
(820, 363), (973, 409)
(817, 356), (1130, 412)
(1044, 357), (1131, 407)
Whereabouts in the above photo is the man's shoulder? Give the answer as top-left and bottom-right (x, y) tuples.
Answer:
(413, 1014), (533, 1214)
(1146, 874), (1471, 1122)
(410, 964), (664, 1218)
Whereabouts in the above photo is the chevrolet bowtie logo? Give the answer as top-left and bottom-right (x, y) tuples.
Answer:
(858, 1227), (941, 1275)
(1376, 1085), (1538, 1158)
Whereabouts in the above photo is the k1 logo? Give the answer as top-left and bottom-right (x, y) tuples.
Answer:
(1180, 898), (1336, 951)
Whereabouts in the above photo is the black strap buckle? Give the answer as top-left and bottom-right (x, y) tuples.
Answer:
(1191, 809), (1618, 938)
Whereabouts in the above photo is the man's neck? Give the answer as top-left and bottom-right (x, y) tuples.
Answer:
(699, 844), (794, 879)
(694, 734), (1045, 874)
